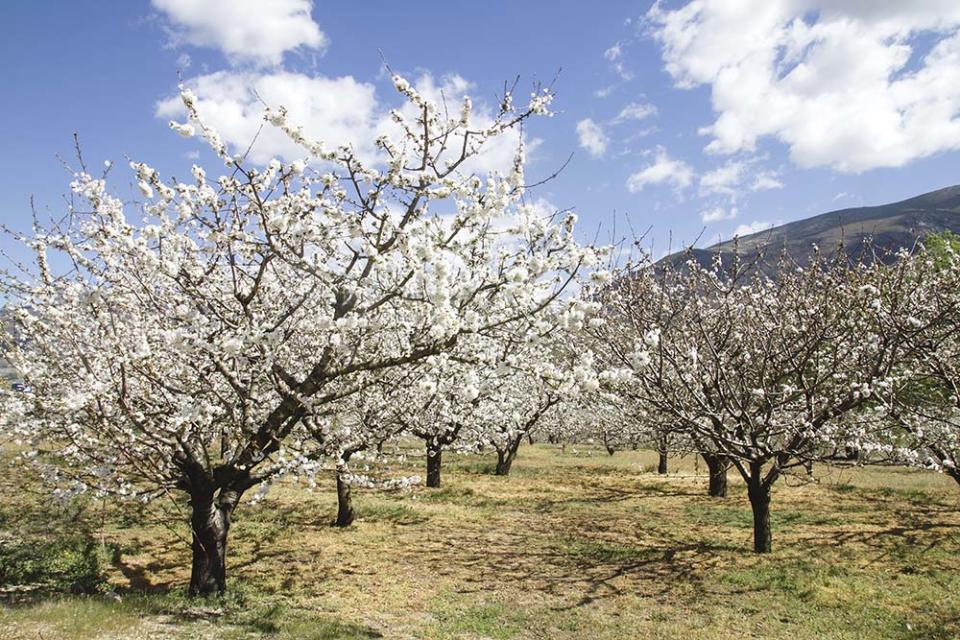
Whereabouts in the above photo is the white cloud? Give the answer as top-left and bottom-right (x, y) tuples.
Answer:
(699, 158), (784, 199)
(700, 205), (738, 222)
(626, 146), (694, 192)
(751, 171), (784, 191)
(594, 85), (616, 99)
(699, 160), (744, 196)
(733, 220), (775, 236)
(152, 0), (326, 67)
(604, 42), (634, 80)
(157, 71), (528, 175)
(576, 118), (609, 158)
(616, 102), (657, 122)
(647, 0), (960, 172)
(157, 70), (379, 164)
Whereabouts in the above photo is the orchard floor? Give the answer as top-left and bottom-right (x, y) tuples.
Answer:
(1, 446), (959, 639)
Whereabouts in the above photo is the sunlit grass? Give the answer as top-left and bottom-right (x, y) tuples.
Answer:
(0, 444), (957, 639)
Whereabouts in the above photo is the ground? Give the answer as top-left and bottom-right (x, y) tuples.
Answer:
(0, 445), (958, 639)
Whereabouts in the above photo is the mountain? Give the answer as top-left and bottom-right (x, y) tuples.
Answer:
(659, 184), (960, 271)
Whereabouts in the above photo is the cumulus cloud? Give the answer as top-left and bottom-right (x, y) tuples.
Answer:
(699, 158), (783, 199)
(751, 171), (784, 191)
(152, 0), (326, 67)
(626, 146), (694, 192)
(733, 220), (775, 236)
(576, 118), (609, 158)
(699, 160), (744, 197)
(700, 205), (738, 222)
(647, 0), (960, 172)
(616, 102), (657, 122)
(157, 71), (378, 164)
(157, 71), (529, 174)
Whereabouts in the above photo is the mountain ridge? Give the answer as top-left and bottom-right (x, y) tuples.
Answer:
(659, 184), (960, 270)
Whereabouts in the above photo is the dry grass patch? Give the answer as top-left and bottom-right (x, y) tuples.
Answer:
(0, 445), (958, 639)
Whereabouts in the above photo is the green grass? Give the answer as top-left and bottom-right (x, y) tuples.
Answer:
(357, 501), (427, 525)
(429, 595), (529, 640)
(684, 503), (842, 528)
(0, 590), (385, 639)
(0, 445), (958, 639)
(556, 537), (656, 563)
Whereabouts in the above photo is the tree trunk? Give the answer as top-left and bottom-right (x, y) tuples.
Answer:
(947, 466), (960, 488)
(747, 468), (772, 553)
(657, 450), (668, 474)
(335, 474), (354, 527)
(335, 452), (355, 527)
(495, 435), (523, 476)
(188, 493), (232, 597)
(426, 441), (442, 488)
(495, 450), (512, 475)
(703, 453), (729, 497)
(602, 432), (616, 456)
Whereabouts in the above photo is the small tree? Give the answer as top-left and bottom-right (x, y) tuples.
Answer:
(878, 241), (960, 486)
(593, 249), (929, 552)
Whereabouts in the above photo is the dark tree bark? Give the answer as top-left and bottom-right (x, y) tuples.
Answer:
(335, 474), (354, 527)
(657, 450), (668, 474)
(495, 450), (513, 476)
(747, 464), (773, 553)
(188, 491), (236, 597)
(602, 432), (616, 456)
(335, 451), (355, 528)
(495, 434), (524, 476)
(702, 452), (729, 497)
(426, 440), (442, 488)
(947, 466), (960, 487)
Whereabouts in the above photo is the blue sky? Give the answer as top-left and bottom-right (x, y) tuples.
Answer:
(3, 1), (960, 261)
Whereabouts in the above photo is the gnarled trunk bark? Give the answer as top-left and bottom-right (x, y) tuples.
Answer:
(747, 465), (772, 553)
(335, 452), (355, 527)
(495, 435), (523, 476)
(426, 440), (442, 488)
(495, 449), (515, 476)
(335, 474), (354, 527)
(657, 450), (668, 475)
(702, 452), (729, 497)
(188, 492), (234, 596)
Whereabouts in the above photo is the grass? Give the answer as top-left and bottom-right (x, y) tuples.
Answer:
(0, 446), (958, 639)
